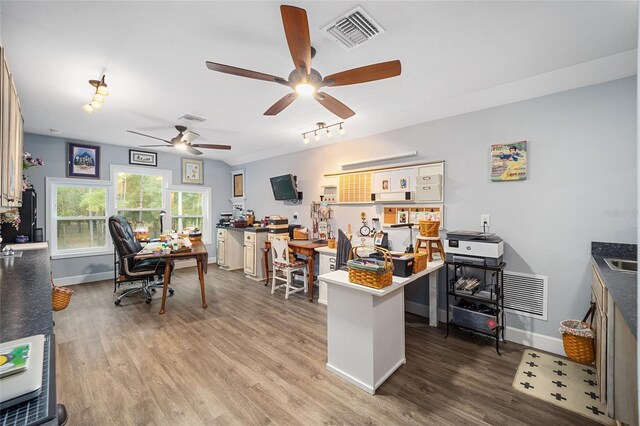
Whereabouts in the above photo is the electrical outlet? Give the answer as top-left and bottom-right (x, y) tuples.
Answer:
(480, 214), (490, 227)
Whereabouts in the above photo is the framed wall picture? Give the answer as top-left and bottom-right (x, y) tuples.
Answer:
(232, 170), (244, 197)
(129, 149), (157, 167)
(182, 158), (203, 184)
(67, 142), (100, 178)
(491, 140), (527, 182)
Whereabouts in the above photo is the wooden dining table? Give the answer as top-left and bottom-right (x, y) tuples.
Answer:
(135, 240), (209, 314)
(262, 240), (328, 302)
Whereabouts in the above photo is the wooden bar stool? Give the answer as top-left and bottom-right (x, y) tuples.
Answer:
(415, 236), (445, 261)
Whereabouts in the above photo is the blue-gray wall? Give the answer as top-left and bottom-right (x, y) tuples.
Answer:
(235, 77), (637, 341)
(23, 133), (231, 281)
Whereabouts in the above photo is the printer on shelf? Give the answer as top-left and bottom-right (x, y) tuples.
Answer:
(444, 230), (504, 266)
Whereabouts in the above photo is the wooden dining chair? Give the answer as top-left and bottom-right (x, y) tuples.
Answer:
(270, 237), (308, 299)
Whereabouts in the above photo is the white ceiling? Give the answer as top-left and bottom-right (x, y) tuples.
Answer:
(1, 1), (637, 166)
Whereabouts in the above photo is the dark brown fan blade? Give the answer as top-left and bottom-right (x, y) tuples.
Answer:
(264, 93), (298, 116)
(314, 92), (355, 119)
(127, 130), (172, 144)
(186, 146), (203, 156)
(323, 60), (402, 87)
(191, 144), (232, 151)
(280, 5), (311, 75)
(205, 62), (287, 83)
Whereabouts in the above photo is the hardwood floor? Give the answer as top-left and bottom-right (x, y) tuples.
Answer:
(54, 265), (598, 425)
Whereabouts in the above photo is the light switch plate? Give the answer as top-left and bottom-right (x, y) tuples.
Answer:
(481, 214), (491, 227)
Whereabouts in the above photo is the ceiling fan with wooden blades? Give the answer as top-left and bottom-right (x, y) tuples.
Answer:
(205, 5), (401, 119)
(126, 125), (231, 155)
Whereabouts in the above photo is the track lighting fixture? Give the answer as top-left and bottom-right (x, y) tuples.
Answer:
(82, 75), (109, 113)
(301, 122), (345, 144)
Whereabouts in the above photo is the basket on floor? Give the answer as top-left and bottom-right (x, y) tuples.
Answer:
(559, 303), (596, 364)
(51, 274), (73, 311)
(347, 246), (394, 289)
(418, 221), (440, 238)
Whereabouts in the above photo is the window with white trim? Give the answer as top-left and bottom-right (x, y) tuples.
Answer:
(169, 186), (211, 243)
(113, 166), (170, 237)
(48, 178), (111, 257)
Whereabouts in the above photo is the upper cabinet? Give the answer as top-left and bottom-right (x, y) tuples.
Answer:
(323, 161), (444, 205)
(0, 46), (24, 209)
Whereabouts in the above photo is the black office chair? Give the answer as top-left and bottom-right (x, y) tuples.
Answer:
(108, 215), (174, 306)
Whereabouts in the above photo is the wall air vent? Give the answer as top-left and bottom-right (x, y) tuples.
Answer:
(503, 271), (548, 320)
(321, 6), (384, 50)
(177, 114), (207, 124)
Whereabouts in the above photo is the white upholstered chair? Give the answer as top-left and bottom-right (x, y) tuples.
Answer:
(270, 237), (308, 299)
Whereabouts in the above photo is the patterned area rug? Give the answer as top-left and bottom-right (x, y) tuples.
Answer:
(512, 350), (614, 425)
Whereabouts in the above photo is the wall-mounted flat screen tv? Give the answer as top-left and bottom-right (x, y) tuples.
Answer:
(270, 174), (298, 200)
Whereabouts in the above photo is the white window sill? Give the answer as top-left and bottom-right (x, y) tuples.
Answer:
(51, 249), (112, 260)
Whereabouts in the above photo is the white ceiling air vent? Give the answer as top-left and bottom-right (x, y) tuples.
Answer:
(321, 6), (384, 50)
(177, 114), (207, 124)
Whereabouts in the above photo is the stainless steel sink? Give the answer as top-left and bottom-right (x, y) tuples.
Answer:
(604, 258), (637, 273)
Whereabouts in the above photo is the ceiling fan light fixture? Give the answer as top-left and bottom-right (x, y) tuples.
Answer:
(175, 142), (188, 151)
(92, 93), (104, 103)
(90, 100), (102, 109)
(82, 104), (93, 113)
(295, 82), (315, 96)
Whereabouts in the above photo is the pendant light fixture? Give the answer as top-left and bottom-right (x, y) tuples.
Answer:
(82, 75), (109, 113)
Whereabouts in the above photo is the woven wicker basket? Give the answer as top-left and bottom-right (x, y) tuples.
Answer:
(418, 221), (440, 237)
(347, 246), (394, 289)
(560, 303), (596, 365)
(408, 252), (428, 273)
(561, 331), (595, 365)
(52, 285), (73, 311)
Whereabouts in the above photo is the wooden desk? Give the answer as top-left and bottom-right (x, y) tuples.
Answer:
(263, 240), (327, 302)
(135, 241), (209, 314)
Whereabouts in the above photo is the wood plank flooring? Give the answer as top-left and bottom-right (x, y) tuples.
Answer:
(54, 265), (599, 425)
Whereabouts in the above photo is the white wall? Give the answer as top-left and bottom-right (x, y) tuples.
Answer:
(23, 133), (231, 283)
(237, 77), (637, 341)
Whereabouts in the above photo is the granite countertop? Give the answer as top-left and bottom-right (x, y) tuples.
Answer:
(0, 245), (59, 425)
(217, 226), (269, 233)
(0, 246), (54, 342)
(591, 242), (637, 337)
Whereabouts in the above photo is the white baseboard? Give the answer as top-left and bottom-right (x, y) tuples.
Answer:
(54, 256), (218, 286)
(54, 271), (114, 286)
(404, 299), (564, 356)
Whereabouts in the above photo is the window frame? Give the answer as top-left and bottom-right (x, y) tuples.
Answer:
(46, 177), (112, 259)
(168, 185), (211, 245)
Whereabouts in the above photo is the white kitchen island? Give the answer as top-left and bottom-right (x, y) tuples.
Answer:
(319, 260), (443, 395)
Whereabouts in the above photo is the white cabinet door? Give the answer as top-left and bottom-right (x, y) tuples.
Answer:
(217, 240), (225, 266)
(244, 244), (255, 275)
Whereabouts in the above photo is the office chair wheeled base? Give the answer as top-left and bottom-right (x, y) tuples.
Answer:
(114, 277), (174, 306)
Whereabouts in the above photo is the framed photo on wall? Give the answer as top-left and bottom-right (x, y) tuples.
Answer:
(233, 172), (244, 197)
(67, 142), (100, 178)
(129, 149), (157, 167)
(491, 140), (527, 182)
(182, 158), (203, 184)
